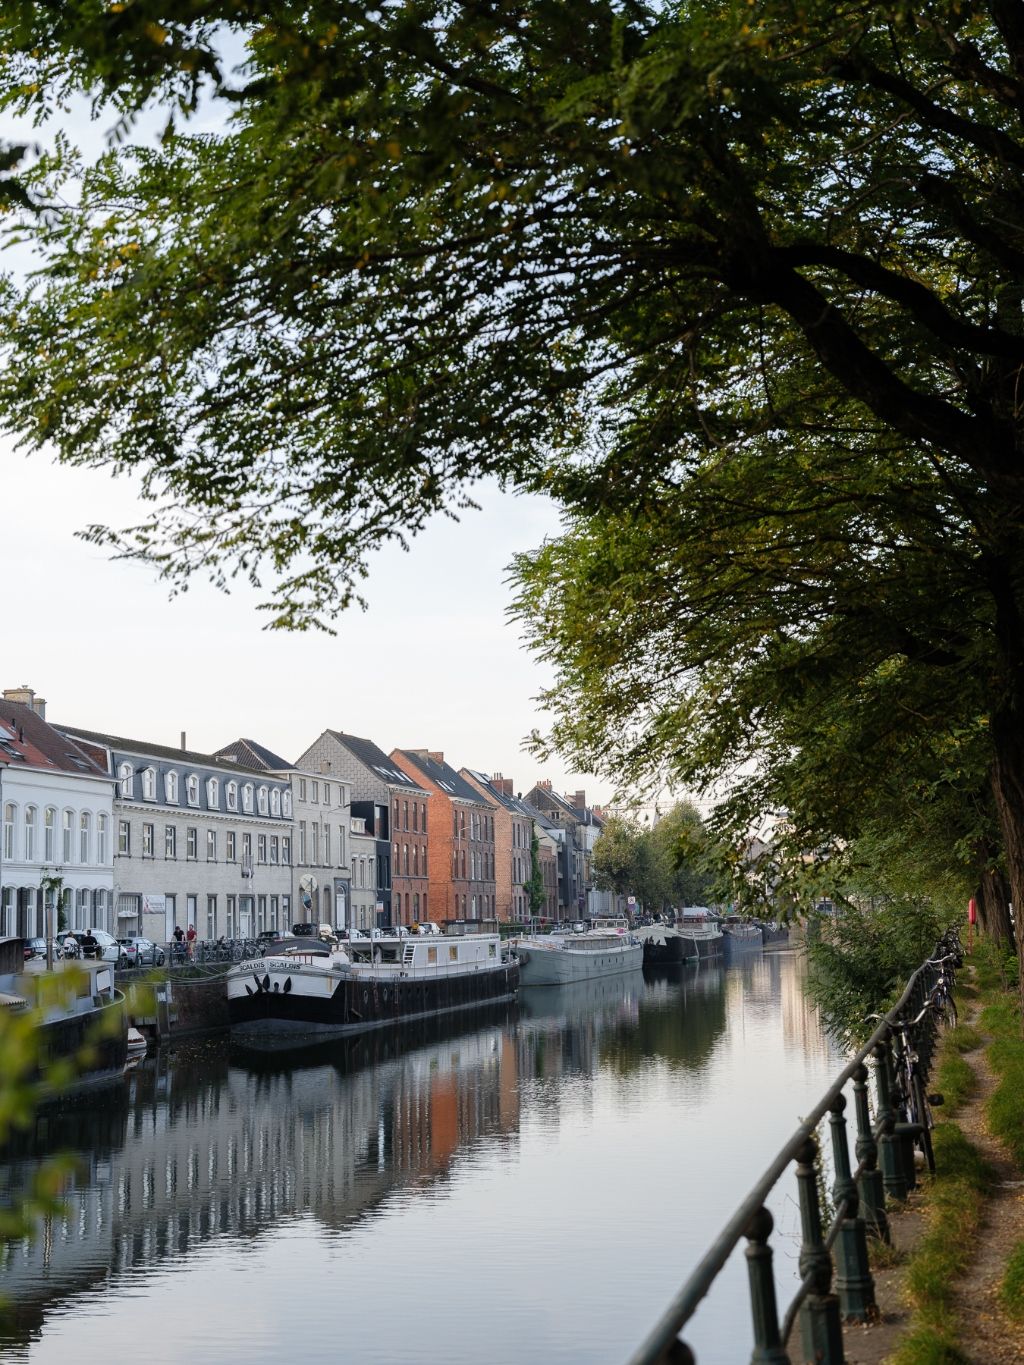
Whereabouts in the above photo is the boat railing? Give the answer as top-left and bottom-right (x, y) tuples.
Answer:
(626, 928), (962, 1365)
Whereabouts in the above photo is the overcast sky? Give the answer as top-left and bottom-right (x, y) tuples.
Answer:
(2, 440), (634, 806)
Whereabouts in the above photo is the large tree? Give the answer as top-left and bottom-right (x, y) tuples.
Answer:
(2, 3), (1024, 971)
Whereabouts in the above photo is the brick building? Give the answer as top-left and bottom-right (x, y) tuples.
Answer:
(459, 770), (535, 924)
(391, 750), (496, 923)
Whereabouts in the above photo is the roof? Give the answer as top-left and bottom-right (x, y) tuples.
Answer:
(214, 738), (293, 772)
(395, 750), (489, 806)
(55, 724), (281, 779)
(326, 730), (429, 793)
(461, 768), (536, 818)
(0, 703), (110, 779)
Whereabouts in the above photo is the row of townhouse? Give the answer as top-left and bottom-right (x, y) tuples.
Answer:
(0, 685), (606, 944)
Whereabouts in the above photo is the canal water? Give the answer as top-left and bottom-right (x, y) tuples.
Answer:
(0, 950), (837, 1364)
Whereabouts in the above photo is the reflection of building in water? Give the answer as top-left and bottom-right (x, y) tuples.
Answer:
(516, 972), (643, 1099)
(0, 1010), (520, 1348)
(778, 951), (833, 1060)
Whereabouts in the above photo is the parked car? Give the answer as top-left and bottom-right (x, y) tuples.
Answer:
(23, 936), (48, 960)
(117, 936), (166, 967)
(72, 928), (130, 966)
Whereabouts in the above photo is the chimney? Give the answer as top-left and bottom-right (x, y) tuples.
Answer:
(574, 790), (586, 811)
(3, 685), (46, 718)
(428, 751), (444, 764)
(493, 776), (513, 797)
(181, 731), (187, 752)
(538, 778), (552, 790)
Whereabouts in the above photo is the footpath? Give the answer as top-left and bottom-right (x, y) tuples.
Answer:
(842, 967), (1024, 1365)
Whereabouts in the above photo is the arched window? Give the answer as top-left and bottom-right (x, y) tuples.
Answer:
(44, 806), (56, 860)
(226, 780), (238, 811)
(282, 790), (292, 818)
(242, 783), (254, 813)
(24, 806), (37, 861)
(186, 773), (200, 806)
(118, 762), (133, 798)
(2, 803), (14, 861)
(97, 813), (109, 864)
(165, 770), (179, 803)
(80, 811), (91, 863)
(62, 809), (74, 862)
(141, 767), (157, 800)
(257, 786), (269, 816)
(207, 776), (220, 808)
(270, 788), (281, 817)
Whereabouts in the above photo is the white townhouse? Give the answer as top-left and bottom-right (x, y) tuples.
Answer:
(0, 688), (116, 939)
(55, 724), (294, 944)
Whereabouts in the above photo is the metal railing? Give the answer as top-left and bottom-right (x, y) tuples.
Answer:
(627, 932), (961, 1365)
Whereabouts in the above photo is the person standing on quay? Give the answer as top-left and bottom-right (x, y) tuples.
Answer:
(186, 924), (197, 960)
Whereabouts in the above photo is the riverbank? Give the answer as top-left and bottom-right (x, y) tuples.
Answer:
(842, 948), (1024, 1365)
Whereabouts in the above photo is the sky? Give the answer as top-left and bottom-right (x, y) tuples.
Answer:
(1, 443), (631, 805)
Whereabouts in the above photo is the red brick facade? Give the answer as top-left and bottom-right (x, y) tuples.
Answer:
(389, 790), (430, 926)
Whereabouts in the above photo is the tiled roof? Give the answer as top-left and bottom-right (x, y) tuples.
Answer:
(327, 731), (429, 792)
(395, 750), (488, 806)
(56, 724), (274, 778)
(214, 738), (293, 772)
(0, 703), (109, 778)
(462, 768), (536, 818)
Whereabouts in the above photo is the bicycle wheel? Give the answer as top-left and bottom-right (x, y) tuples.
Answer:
(910, 1070), (936, 1173)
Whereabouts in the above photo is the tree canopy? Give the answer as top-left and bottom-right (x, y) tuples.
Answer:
(2, 1), (1024, 965)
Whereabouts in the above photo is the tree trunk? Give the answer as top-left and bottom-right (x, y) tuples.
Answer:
(988, 709), (1024, 1010)
(974, 865), (1016, 952)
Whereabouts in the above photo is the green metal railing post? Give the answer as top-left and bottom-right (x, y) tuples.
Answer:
(852, 1062), (890, 1244)
(795, 1136), (845, 1364)
(828, 1094), (877, 1322)
(873, 1039), (908, 1202)
(743, 1206), (790, 1364)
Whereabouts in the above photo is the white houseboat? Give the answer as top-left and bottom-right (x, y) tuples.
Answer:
(226, 929), (518, 1040)
(514, 928), (643, 986)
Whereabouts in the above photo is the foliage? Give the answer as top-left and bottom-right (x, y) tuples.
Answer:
(591, 802), (713, 911)
(804, 900), (949, 1046)
(1001, 1241), (1024, 1323)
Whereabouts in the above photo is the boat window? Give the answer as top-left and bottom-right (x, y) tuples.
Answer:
(489, 943), (496, 958)
(427, 946), (437, 964)
(448, 944), (458, 962)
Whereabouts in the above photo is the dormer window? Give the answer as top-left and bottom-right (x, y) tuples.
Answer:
(242, 783), (254, 814)
(282, 790), (292, 818)
(186, 774), (199, 807)
(165, 770), (179, 804)
(257, 785), (269, 816)
(118, 762), (134, 799)
(226, 780), (238, 812)
(141, 767), (157, 801)
(270, 788), (281, 817)
(207, 777), (220, 809)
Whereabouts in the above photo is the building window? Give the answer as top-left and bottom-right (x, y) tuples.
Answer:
(323, 824), (330, 865)
(311, 780), (319, 804)
(165, 825), (177, 858)
(282, 894), (291, 924)
(271, 787), (281, 817)
(79, 811), (91, 863)
(97, 814), (108, 864)
(63, 809), (74, 862)
(270, 835), (279, 865)
(226, 830), (236, 861)
(165, 770), (179, 803)
(282, 790), (292, 818)
(412, 802), (418, 832)
(207, 777), (220, 808)
(257, 895), (267, 932)
(242, 832), (252, 865)
(270, 895), (279, 930)
(298, 779), (307, 801)
(186, 827), (197, 860)
(404, 843), (410, 876)
(43, 806), (56, 861)
(242, 783), (254, 814)
(413, 892), (420, 918)
(226, 895), (237, 938)
(186, 894), (197, 932)
(186, 774), (199, 807)
(118, 762), (133, 798)
(257, 834), (267, 863)
(207, 895), (217, 939)
(118, 820), (130, 855)
(141, 767), (157, 801)
(226, 780), (238, 811)
(207, 829), (217, 861)
(142, 823), (154, 857)
(2, 803), (14, 860)
(24, 806), (37, 862)
(310, 823), (319, 866)
(282, 836), (291, 864)
(421, 802), (427, 833)
(257, 786), (269, 816)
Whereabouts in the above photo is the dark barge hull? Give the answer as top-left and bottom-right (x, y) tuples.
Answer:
(642, 937), (687, 966)
(677, 934), (724, 961)
(229, 962), (520, 1039)
(36, 997), (129, 1089)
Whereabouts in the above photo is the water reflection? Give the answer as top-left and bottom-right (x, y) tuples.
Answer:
(0, 953), (836, 1365)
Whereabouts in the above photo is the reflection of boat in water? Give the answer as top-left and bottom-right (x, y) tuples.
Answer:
(517, 969), (643, 1023)
(226, 931), (518, 1041)
(3, 952), (128, 1090)
(721, 920), (763, 956)
(514, 929), (643, 985)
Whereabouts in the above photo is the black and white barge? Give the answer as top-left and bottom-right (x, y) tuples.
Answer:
(226, 931), (518, 1041)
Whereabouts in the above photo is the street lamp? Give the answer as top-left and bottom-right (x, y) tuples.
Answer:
(39, 867), (64, 972)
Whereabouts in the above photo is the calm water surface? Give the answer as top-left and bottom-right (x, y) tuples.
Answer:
(1, 951), (837, 1363)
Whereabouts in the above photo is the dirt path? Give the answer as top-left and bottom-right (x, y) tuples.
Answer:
(841, 1000), (1024, 1364)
